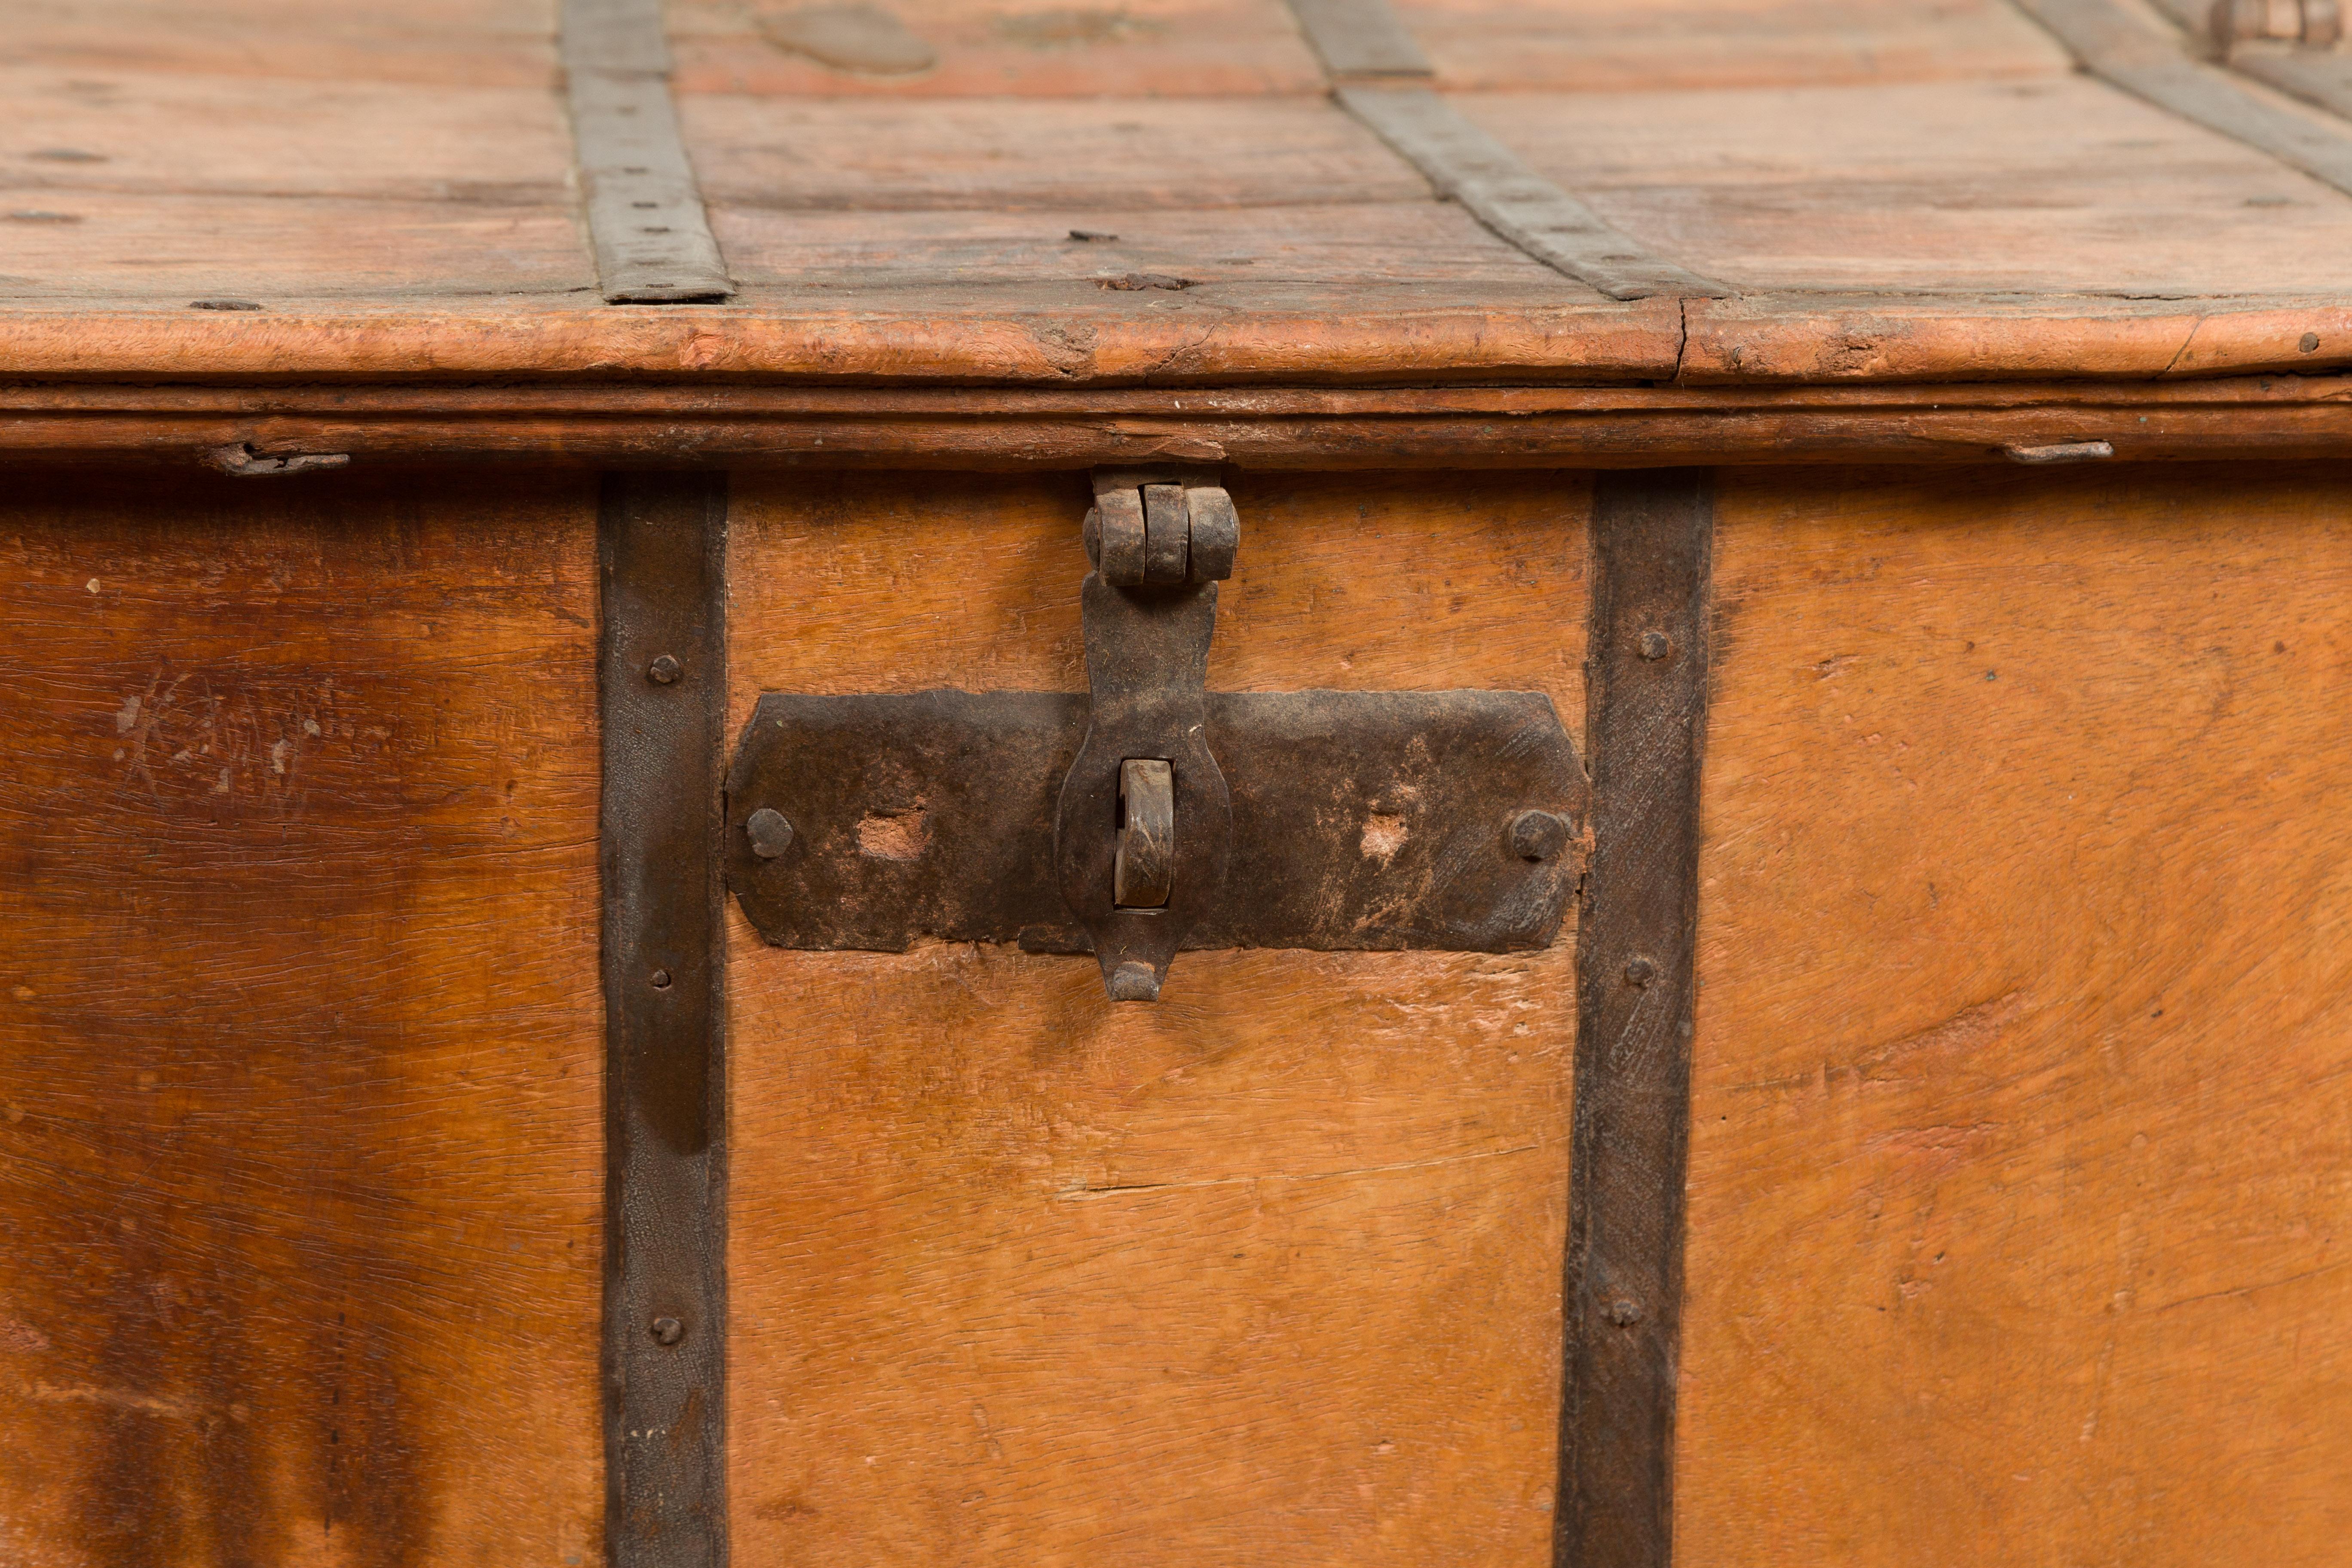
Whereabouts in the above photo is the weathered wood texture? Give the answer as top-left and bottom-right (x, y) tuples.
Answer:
(723, 471), (1588, 1566)
(0, 62), (588, 301)
(12, 0), (2352, 386)
(0, 474), (604, 1565)
(1395, 0), (2069, 89)
(668, 0), (1329, 96)
(1679, 464), (2352, 1565)
(1451, 77), (2352, 297)
(14, 375), (2352, 468)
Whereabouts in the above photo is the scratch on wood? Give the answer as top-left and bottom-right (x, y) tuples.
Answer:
(1060, 1143), (1538, 1200)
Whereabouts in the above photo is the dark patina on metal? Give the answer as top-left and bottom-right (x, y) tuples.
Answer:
(724, 687), (1587, 970)
(1556, 468), (1714, 1568)
(599, 471), (727, 1568)
(726, 469), (1586, 998)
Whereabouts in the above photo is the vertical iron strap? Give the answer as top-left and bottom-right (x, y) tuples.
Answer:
(601, 472), (729, 1568)
(1558, 470), (1714, 1568)
(561, 0), (733, 303)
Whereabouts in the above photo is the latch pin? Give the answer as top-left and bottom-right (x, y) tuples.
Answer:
(1114, 759), (1174, 909)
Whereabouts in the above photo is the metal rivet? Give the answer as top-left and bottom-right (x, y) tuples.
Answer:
(746, 807), (794, 859)
(649, 968), (673, 990)
(1605, 1298), (1643, 1327)
(649, 1316), (684, 1346)
(1623, 956), (1657, 988)
(1507, 808), (1571, 863)
(647, 653), (683, 684)
(1639, 630), (1673, 661)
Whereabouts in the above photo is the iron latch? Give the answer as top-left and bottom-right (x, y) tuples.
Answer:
(726, 469), (1589, 999)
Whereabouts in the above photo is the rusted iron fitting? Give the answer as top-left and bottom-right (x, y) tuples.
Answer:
(1081, 469), (1240, 588)
(1055, 469), (1240, 1001)
(2209, 0), (2340, 52)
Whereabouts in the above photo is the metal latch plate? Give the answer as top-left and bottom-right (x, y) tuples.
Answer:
(726, 688), (1587, 956)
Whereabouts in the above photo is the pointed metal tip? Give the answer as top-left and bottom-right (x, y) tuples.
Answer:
(1106, 961), (1163, 1002)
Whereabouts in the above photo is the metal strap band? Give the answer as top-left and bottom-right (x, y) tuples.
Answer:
(2016, 0), (2352, 198)
(1280, 0), (1728, 301)
(600, 472), (730, 1568)
(1338, 85), (1732, 302)
(1559, 470), (1714, 1568)
(1285, 0), (1434, 78)
(562, 0), (732, 303)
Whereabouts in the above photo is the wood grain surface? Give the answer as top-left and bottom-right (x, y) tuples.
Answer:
(1452, 77), (2352, 297)
(0, 61), (588, 302)
(0, 473), (603, 1567)
(724, 471), (1589, 1566)
(1397, 0), (2068, 90)
(12, 372), (2352, 470)
(1679, 463), (2352, 1565)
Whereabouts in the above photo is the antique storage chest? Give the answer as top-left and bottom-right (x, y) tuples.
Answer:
(3, 0), (2350, 1564)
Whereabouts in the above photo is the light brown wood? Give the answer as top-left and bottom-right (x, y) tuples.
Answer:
(0, 472), (604, 1567)
(12, 370), (2352, 468)
(1450, 77), (2352, 297)
(710, 201), (1556, 290)
(3, 0), (2352, 396)
(666, 0), (1327, 97)
(723, 470), (1588, 1566)
(0, 62), (587, 302)
(1684, 296), (2352, 381)
(7, 0), (559, 87)
(679, 93), (1434, 214)
(1398, 0), (2070, 90)
(0, 294), (1681, 380)
(1679, 462), (2352, 1565)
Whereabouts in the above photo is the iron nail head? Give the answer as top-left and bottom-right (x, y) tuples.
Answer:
(1623, 956), (1657, 988)
(649, 1316), (684, 1346)
(649, 968), (673, 990)
(746, 807), (795, 859)
(647, 653), (683, 685)
(1507, 808), (1571, 863)
(1639, 630), (1674, 661)
(1605, 1297), (1643, 1327)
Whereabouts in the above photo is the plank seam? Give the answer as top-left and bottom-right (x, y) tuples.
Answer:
(1559, 470), (1714, 1568)
(561, 0), (733, 303)
(2012, 0), (2352, 198)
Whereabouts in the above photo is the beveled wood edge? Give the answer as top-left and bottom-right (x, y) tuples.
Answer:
(0, 293), (2344, 384)
(3, 372), (2350, 469)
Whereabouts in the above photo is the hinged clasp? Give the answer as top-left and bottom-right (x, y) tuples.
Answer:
(722, 472), (1589, 1004)
(1052, 469), (1240, 1000)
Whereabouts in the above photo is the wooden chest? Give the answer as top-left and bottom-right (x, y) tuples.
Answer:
(4, 0), (2349, 1564)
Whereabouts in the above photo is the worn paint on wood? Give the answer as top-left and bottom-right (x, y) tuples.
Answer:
(0, 473), (603, 1567)
(723, 469), (1589, 1565)
(1679, 463), (2352, 1565)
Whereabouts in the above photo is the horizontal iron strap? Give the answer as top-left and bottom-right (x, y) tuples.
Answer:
(726, 688), (1587, 956)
